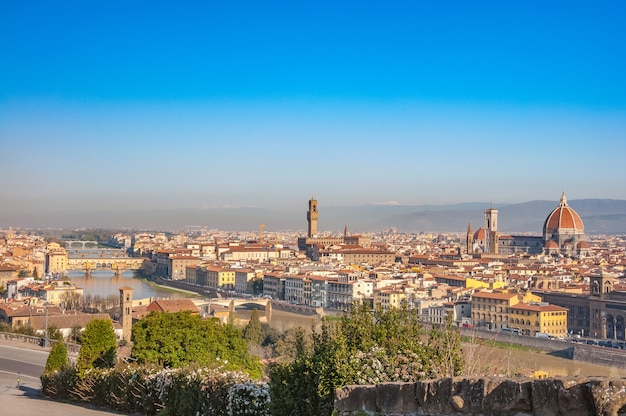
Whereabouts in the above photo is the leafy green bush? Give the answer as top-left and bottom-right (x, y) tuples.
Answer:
(45, 341), (69, 372)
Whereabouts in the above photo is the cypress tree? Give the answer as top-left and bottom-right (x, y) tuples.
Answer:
(243, 308), (263, 345)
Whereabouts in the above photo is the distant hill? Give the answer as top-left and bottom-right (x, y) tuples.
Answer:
(2, 199), (626, 234)
(326, 199), (626, 234)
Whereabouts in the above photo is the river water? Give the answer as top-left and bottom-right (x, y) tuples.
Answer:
(65, 270), (183, 300)
(66, 249), (187, 300)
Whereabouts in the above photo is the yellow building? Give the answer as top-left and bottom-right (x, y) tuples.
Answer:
(521, 291), (542, 304)
(45, 242), (68, 275)
(207, 266), (236, 290)
(374, 288), (408, 310)
(465, 277), (507, 290)
(509, 303), (568, 337)
(0, 264), (19, 289)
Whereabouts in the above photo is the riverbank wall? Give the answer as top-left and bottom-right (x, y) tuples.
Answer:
(335, 376), (626, 416)
(459, 326), (626, 370)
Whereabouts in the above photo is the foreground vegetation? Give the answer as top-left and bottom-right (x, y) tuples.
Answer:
(41, 304), (463, 416)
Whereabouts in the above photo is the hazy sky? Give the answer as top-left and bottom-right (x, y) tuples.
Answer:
(2, 1), (625, 215)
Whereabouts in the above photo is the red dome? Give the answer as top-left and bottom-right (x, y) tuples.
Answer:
(473, 228), (486, 240)
(544, 240), (558, 249)
(543, 193), (584, 234)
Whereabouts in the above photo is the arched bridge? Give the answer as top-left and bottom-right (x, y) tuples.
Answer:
(209, 299), (270, 310)
(66, 257), (146, 273)
(65, 240), (99, 249)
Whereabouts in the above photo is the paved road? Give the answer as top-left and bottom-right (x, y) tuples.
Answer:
(0, 341), (127, 415)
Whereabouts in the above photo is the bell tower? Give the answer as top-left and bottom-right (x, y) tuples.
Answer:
(307, 196), (319, 238)
(484, 207), (499, 254)
(119, 286), (134, 343)
(466, 220), (473, 254)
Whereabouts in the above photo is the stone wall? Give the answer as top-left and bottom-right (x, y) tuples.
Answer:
(460, 327), (626, 369)
(335, 377), (626, 416)
(572, 344), (626, 370)
(0, 332), (80, 354)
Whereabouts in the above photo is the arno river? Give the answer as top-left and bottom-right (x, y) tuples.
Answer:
(65, 270), (181, 300)
(66, 249), (181, 300)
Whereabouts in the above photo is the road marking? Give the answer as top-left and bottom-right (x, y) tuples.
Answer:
(0, 370), (40, 379)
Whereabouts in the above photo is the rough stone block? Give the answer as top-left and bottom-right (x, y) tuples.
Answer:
(376, 382), (419, 413)
(335, 385), (377, 413)
(415, 378), (454, 414)
(483, 377), (532, 415)
(587, 377), (626, 416)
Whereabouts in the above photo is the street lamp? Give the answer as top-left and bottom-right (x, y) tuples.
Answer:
(44, 301), (49, 347)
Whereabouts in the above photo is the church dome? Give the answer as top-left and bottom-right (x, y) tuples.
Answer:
(543, 193), (584, 235)
(473, 228), (486, 240)
(544, 240), (558, 249)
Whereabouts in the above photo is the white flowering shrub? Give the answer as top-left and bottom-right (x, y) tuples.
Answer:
(149, 366), (260, 416)
(226, 382), (271, 416)
(348, 347), (427, 385)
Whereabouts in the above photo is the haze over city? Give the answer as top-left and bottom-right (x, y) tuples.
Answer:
(2, 2), (625, 227)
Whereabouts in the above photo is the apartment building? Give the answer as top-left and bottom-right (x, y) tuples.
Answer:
(374, 287), (408, 310)
(168, 256), (202, 281)
(206, 265), (236, 290)
(45, 242), (68, 274)
(234, 268), (256, 294)
(470, 291), (519, 330)
(263, 273), (285, 300)
(340, 248), (396, 265)
(509, 302), (568, 337)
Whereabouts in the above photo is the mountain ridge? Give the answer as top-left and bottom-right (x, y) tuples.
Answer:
(2, 199), (626, 234)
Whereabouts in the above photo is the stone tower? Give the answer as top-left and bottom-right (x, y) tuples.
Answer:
(484, 208), (499, 255)
(307, 196), (319, 238)
(119, 286), (133, 343)
(466, 220), (473, 254)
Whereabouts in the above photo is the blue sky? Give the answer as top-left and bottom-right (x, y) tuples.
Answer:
(1, 1), (625, 215)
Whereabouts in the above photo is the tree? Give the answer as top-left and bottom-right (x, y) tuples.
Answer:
(33, 267), (39, 279)
(252, 278), (263, 296)
(78, 319), (117, 369)
(243, 308), (263, 346)
(45, 341), (69, 372)
(46, 325), (64, 342)
(131, 311), (262, 377)
(60, 291), (82, 311)
(69, 324), (83, 344)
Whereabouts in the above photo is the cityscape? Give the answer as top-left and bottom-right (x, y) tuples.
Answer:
(3, 1), (626, 415)
(2, 193), (626, 344)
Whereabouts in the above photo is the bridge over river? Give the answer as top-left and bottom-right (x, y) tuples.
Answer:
(66, 257), (146, 275)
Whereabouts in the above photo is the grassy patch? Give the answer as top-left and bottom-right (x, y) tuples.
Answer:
(461, 336), (540, 353)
